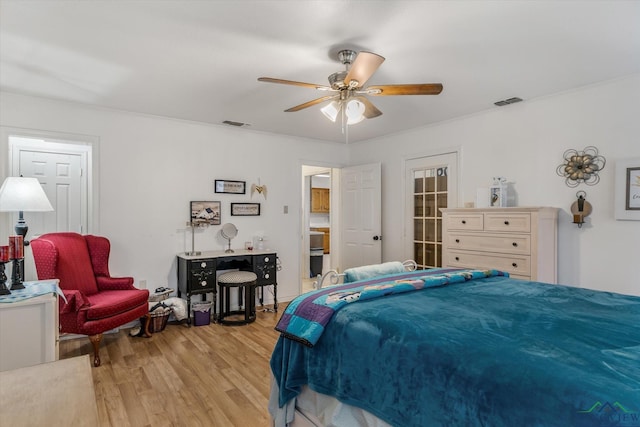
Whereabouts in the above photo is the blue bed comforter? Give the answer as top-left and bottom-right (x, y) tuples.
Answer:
(276, 268), (505, 347)
(270, 270), (640, 427)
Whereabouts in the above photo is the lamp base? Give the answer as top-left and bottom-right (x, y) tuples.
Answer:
(185, 251), (201, 256)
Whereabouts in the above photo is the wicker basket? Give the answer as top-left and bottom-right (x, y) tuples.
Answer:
(148, 307), (172, 333)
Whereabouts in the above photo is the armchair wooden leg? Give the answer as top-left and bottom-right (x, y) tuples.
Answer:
(89, 334), (102, 367)
(143, 313), (152, 338)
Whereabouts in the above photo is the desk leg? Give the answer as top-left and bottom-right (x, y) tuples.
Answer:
(273, 282), (278, 312)
(186, 295), (192, 326)
(213, 287), (217, 323)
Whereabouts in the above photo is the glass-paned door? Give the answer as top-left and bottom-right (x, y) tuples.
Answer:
(405, 153), (458, 269)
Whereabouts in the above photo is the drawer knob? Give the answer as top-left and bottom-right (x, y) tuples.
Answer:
(265, 273), (270, 279)
(461, 220), (466, 224)
(512, 263), (517, 268)
(264, 257), (270, 262)
(504, 220), (510, 225)
(455, 239), (460, 243)
(201, 262), (207, 268)
(512, 242), (518, 247)
(201, 280), (207, 286)
(455, 256), (460, 261)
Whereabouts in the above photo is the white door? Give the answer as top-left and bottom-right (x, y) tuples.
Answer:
(405, 152), (458, 268)
(340, 162), (382, 270)
(12, 139), (88, 238)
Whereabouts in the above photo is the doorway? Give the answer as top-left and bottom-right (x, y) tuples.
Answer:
(301, 165), (334, 293)
(405, 152), (459, 268)
(5, 130), (97, 280)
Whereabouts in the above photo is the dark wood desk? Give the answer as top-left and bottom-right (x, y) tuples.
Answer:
(176, 250), (277, 325)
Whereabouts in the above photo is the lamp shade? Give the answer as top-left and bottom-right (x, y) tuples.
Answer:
(321, 101), (341, 122)
(345, 99), (366, 125)
(0, 177), (54, 212)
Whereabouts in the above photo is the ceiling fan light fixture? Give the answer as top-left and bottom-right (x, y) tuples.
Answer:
(321, 101), (341, 122)
(345, 99), (366, 124)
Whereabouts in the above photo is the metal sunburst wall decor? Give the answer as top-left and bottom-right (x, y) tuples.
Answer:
(556, 146), (606, 187)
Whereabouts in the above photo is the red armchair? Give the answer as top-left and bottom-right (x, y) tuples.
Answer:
(31, 232), (150, 367)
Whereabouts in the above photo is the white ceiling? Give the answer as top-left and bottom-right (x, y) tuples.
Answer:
(1, 1), (639, 144)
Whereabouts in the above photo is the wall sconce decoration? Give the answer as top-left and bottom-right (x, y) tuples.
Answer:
(251, 179), (267, 199)
(571, 190), (592, 228)
(556, 146), (606, 188)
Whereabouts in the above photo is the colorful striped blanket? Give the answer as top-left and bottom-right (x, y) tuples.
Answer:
(276, 268), (508, 347)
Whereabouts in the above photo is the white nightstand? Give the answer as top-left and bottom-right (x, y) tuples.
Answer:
(0, 280), (60, 372)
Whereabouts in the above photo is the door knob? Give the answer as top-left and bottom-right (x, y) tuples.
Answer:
(373, 235), (381, 241)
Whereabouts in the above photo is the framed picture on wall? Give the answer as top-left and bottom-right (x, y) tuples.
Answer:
(215, 180), (246, 194)
(190, 201), (221, 225)
(231, 203), (260, 216)
(614, 157), (640, 220)
(625, 167), (640, 210)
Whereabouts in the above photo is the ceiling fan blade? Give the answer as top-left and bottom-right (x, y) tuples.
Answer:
(354, 96), (383, 119)
(365, 83), (443, 96)
(343, 51), (385, 88)
(258, 77), (332, 91)
(284, 95), (339, 112)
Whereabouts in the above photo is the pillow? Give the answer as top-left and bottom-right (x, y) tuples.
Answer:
(343, 261), (406, 283)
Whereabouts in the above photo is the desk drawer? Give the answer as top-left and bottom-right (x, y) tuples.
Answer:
(254, 254), (277, 285)
(179, 259), (216, 294)
(445, 250), (531, 276)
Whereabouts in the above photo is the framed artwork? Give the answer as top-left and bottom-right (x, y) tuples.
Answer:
(190, 201), (221, 225)
(215, 180), (246, 194)
(231, 203), (260, 216)
(614, 157), (640, 220)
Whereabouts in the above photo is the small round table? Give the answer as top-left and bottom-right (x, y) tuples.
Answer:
(217, 271), (258, 325)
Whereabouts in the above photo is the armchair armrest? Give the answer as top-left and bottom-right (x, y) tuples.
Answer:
(96, 276), (135, 291)
(60, 289), (90, 314)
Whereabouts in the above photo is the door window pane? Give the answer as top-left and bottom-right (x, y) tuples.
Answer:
(414, 219), (423, 241)
(414, 195), (423, 216)
(437, 194), (448, 217)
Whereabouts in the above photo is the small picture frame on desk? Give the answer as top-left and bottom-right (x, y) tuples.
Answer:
(215, 180), (246, 194)
(231, 203), (260, 216)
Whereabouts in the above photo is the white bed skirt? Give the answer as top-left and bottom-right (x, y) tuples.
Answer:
(269, 373), (392, 427)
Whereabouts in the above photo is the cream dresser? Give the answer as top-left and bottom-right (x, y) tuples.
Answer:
(441, 207), (558, 283)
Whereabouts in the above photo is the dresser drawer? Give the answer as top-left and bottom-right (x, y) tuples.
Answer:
(447, 233), (531, 255)
(445, 214), (484, 231)
(484, 213), (531, 232)
(445, 250), (531, 276)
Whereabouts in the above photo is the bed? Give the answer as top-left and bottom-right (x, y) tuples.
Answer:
(269, 266), (640, 427)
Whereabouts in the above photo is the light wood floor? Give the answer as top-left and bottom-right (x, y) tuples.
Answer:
(59, 307), (284, 427)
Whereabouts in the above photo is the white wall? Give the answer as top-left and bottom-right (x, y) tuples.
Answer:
(349, 74), (640, 296)
(2, 75), (639, 300)
(0, 92), (348, 302)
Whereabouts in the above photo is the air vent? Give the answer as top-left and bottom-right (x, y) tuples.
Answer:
(222, 120), (250, 127)
(494, 97), (523, 107)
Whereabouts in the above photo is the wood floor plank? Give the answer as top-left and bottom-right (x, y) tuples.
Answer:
(60, 304), (285, 426)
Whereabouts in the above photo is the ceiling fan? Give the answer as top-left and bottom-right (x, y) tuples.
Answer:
(258, 49), (443, 125)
